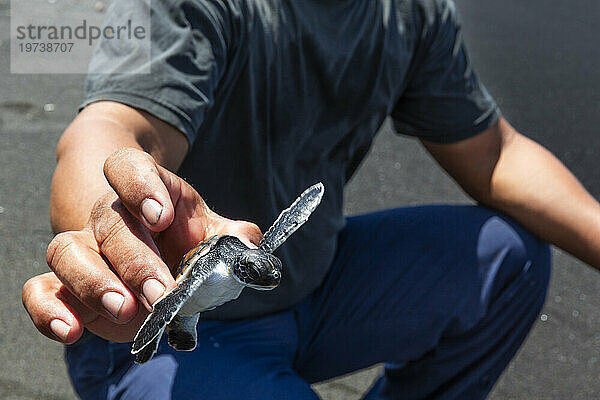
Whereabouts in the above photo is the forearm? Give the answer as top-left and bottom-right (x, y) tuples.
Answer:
(483, 131), (600, 268)
(51, 118), (138, 232)
(50, 101), (188, 233)
(424, 118), (600, 269)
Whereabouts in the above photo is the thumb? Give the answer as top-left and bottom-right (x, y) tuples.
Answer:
(103, 148), (178, 232)
(209, 216), (264, 248)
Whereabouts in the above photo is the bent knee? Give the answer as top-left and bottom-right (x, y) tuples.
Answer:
(477, 215), (551, 305)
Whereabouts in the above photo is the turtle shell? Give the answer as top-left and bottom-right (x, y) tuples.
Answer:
(175, 235), (221, 283)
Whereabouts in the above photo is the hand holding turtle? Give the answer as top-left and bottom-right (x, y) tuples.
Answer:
(22, 148), (261, 344)
(131, 182), (324, 363)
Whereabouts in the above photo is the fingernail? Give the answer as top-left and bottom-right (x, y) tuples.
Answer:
(142, 279), (166, 306)
(101, 291), (125, 319)
(141, 198), (163, 225)
(50, 319), (71, 342)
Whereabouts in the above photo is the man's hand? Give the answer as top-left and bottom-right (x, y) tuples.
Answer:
(22, 148), (261, 344)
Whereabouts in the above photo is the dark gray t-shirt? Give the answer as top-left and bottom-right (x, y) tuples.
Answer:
(83, 0), (500, 319)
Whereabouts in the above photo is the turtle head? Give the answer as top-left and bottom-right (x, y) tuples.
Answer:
(231, 250), (282, 290)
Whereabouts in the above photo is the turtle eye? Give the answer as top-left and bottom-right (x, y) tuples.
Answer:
(233, 260), (261, 284)
(246, 264), (261, 281)
(232, 253), (281, 289)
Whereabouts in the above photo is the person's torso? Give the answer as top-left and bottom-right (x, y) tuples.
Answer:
(179, 0), (421, 319)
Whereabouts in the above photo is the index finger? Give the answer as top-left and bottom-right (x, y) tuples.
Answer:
(103, 148), (177, 232)
(90, 193), (177, 311)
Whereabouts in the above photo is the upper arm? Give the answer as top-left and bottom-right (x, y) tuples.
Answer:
(391, 0), (500, 143)
(391, 1), (512, 203)
(421, 117), (516, 203)
(81, 0), (231, 146)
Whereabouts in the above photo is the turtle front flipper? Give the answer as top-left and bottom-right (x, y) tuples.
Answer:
(259, 182), (324, 253)
(133, 331), (163, 364)
(131, 270), (209, 364)
(167, 313), (200, 351)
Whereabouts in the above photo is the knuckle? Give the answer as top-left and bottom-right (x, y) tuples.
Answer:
(104, 148), (154, 180)
(89, 197), (127, 245)
(22, 275), (36, 293)
(117, 252), (156, 289)
(89, 192), (118, 225)
(96, 216), (130, 249)
(21, 276), (39, 306)
(104, 148), (139, 173)
(46, 232), (77, 269)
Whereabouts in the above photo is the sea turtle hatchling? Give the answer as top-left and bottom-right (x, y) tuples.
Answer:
(131, 182), (325, 364)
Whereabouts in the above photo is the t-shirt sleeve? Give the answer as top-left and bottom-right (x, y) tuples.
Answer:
(81, 0), (230, 144)
(391, 0), (500, 143)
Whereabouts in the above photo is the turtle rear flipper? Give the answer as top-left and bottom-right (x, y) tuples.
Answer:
(259, 182), (324, 253)
(168, 314), (200, 351)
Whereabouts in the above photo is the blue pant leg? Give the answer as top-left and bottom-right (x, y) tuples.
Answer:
(293, 205), (551, 400)
(66, 311), (319, 400)
(168, 314), (318, 400)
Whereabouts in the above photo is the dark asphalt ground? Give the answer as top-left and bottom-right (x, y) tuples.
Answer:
(1, 0), (599, 399)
